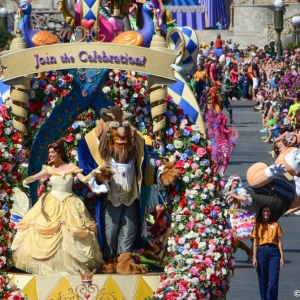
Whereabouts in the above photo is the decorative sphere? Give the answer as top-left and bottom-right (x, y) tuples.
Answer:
(274, 0), (283, 8)
(18, 137), (23, 144)
(0, 7), (8, 15)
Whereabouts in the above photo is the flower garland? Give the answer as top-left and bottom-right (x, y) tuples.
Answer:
(0, 105), (28, 299)
(104, 70), (235, 299)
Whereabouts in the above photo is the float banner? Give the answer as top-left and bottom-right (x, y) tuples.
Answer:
(0, 43), (177, 82)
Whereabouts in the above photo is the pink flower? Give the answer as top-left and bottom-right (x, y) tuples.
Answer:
(156, 160), (162, 167)
(209, 239), (215, 244)
(190, 267), (199, 276)
(197, 147), (207, 157)
(214, 206), (221, 214)
(205, 257), (212, 266)
(200, 274), (206, 280)
(191, 163), (199, 171)
(205, 218), (212, 226)
(181, 118), (188, 126)
(65, 134), (75, 143)
(191, 277), (199, 284)
(186, 222), (194, 230)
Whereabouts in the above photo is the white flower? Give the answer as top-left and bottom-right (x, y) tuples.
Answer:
(178, 224), (185, 231)
(190, 190), (198, 197)
(0, 210), (5, 217)
(222, 267), (227, 275)
(195, 169), (203, 177)
(214, 253), (221, 260)
(184, 243), (190, 249)
(176, 215), (181, 222)
(44, 89), (50, 95)
(183, 176), (190, 183)
(207, 183), (215, 191)
(206, 267), (214, 275)
(102, 86), (111, 93)
(75, 133), (82, 140)
(173, 139), (183, 149)
(184, 162), (190, 169)
(198, 242), (206, 249)
(3, 128), (11, 135)
(205, 167), (211, 175)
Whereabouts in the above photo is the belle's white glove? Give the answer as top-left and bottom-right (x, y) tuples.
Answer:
(264, 164), (287, 179)
(22, 176), (35, 188)
(82, 167), (102, 184)
(294, 176), (300, 196)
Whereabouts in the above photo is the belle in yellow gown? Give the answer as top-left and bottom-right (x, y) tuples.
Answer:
(11, 140), (104, 274)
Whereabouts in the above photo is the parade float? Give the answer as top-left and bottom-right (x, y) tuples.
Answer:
(0, 0), (235, 299)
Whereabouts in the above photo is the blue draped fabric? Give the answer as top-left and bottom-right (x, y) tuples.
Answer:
(167, 0), (205, 30)
(169, 0), (200, 4)
(198, 0), (227, 29)
(171, 11), (205, 29)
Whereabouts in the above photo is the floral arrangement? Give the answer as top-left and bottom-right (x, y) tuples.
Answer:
(279, 71), (300, 98)
(103, 70), (151, 132)
(0, 105), (27, 299)
(0, 67), (234, 299)
(104, 70), (235, 299)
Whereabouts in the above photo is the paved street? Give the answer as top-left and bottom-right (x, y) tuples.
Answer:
(224, 101), (300, 300)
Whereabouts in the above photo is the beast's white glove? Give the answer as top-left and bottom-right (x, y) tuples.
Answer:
(294, 176), (300, 196)
(264, 164), (287, 179)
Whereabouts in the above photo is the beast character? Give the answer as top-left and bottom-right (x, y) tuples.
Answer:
(246, 147), (300, 220)
(78, 106), (178, 275)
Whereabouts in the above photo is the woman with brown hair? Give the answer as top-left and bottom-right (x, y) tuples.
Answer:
(252, 204), (284, 300)
(11, 139), (104, 274)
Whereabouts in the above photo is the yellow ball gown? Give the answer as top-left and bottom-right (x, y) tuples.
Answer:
(11, 165), (104, 274)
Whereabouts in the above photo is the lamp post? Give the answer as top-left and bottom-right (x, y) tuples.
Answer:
(274, 0), (284, 57)
(0, 7), (8, 30)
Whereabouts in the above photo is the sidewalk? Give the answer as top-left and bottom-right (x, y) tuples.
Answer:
(224, 101), (300, 300)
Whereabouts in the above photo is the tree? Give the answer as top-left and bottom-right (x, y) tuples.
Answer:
(0, 27), (13, 50)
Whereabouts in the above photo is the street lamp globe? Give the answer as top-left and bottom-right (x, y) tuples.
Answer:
(292, 16), (297, 25)
(274, 0), (283, 8)
(0, 7), (8, 15)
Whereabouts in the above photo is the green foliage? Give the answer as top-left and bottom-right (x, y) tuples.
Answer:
(284, 41), (300, 51)
(0, 27), (13, 49)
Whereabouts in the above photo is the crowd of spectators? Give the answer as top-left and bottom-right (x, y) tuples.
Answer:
(188, 36), (300, 214)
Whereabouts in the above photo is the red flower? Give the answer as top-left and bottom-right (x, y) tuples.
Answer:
(175, 159), (185, 168)
(65, 134), (75, 143)
(179, 199), (187, 208)
(5, 187), (12, 195)
(2, 162), (10, 171)
(63, 75), (73, 83)
(190, 240), (198, 249)
(12, 133), (20, 144)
